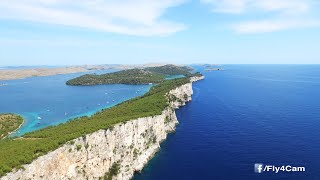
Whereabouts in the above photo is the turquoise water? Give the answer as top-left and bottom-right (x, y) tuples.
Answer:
(0, 70), (152, 136)
(165, 75), (185, 80)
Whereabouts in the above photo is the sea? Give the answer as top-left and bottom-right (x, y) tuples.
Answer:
(1, 65), (320, 180)
(134, 65), (320, 180)
(0, 69), (152, 136)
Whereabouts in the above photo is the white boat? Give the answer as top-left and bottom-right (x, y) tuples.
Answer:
(37, 116), (42, 120)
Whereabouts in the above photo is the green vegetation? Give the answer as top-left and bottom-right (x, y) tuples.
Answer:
(184, 94), (189, 101)
(133, 148), (139, 159)
(66, 69), (165, 86)
(164, 116), (170, 124)
(76, 144), (82, 151)
(66, 64), (193, 86)
(0, 114), (24, 139)
(193, 72), (203, 77)
(145, 64), (193, 76)
(103, 162), (120, 180)
(0, 76), (194, 177)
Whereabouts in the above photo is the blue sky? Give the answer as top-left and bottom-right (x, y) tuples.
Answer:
(0, 0), (319, 66)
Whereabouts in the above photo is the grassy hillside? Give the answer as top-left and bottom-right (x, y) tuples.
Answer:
(66, 69), (165, 86)
(145, 64), (193, 76)
(0, 114), (23, 139)
(66, 64), (193, 86)
(0, 77), (193, 177)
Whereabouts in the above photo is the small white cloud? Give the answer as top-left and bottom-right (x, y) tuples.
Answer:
(202, 0), (311, 14)
(233, 19), (319, 33)
(255, 0), (310, 14)
(0, 0), (187, 36)
(202, 0), (320, 33)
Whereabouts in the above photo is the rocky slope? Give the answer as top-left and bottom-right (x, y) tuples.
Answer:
(1, 76), (204, 180)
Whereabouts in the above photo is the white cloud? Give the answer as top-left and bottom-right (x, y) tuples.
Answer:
(0, 0), (187, 36)
(255, 0), (310, 14)
(202, 0), (320, 33)
(202, 0), (311, 14)
(233, 19), (319, 33)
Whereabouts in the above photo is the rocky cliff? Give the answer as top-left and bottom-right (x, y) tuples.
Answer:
(2, 76), (204, 180)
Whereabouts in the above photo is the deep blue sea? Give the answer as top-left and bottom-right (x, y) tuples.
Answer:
(0, 70), (152, 136)
(134, 65), (320, 180)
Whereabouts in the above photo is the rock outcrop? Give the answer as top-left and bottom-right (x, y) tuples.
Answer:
(2, 76), (204, 180)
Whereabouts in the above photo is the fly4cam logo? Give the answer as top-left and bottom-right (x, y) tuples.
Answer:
(254, 163), (306, 174)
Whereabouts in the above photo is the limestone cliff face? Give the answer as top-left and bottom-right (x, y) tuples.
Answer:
(190, 76), (205, 83)
(169, 76), (204, 109)
(2, 76), (204, 180)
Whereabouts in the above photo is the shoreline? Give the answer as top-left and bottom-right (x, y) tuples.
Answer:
(0, 66), (89, 81)
(1, 116), (25, 140)
(1, 76), (204, 179)
(0, 75), (204, 179)
(7, 118), (25, 137)
(0, 64), (169, 81)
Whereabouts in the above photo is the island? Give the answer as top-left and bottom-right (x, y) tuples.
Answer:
(0, 65), (204, 180)
(205, 68), (224, 71)
(0, 66), (89, 81)
(66, 64), (193, 86)
(0, 114), (24, 139)
(0, 64), (170, 81)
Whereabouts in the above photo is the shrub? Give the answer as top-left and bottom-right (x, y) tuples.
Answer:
(104, 162), (120, 180)
(76, 145), (82, 151)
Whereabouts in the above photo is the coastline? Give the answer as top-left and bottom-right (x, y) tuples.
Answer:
(1, 76), (204, 180)
(0, 115), (24, 140)
(0, 64), (169, 81)
(4, 118), (25, 139)
(0, 66), (89, 81)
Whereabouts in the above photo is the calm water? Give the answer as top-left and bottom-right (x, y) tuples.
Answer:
(134, 65), (320, 180)
(0, 70), (152, 136)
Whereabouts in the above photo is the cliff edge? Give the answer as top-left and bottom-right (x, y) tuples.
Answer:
(1, 76), (204, 180)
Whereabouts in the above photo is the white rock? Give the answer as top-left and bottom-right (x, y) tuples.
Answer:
(2, 76), (204, 180)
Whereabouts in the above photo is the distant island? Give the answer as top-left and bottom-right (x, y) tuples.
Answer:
(203, 64), (224, 71)
(0, 63), (169, 81)
(0, 114), (24, 139)
(66, 64), (194, 86)
(0, 66), (89, 81)
(205, 68), (224, 71)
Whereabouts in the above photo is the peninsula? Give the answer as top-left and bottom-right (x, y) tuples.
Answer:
(66, 64), (193, 86)
(0, 114), (24, 139)
(0, 65), (204, 180)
